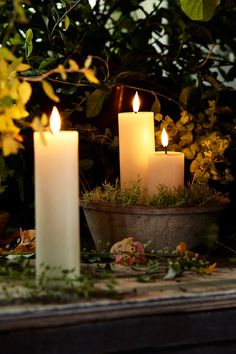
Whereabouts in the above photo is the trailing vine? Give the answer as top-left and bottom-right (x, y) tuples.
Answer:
(0, 239), (216, 304)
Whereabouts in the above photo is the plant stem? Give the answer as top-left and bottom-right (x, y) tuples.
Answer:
(215, 241), (236, 255)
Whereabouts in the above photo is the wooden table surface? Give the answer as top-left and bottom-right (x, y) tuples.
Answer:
(1, 264), (236, 354)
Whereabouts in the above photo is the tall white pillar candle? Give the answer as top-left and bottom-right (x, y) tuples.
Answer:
(118, 92), (155, 190)
(147, 128), (184, 196)
(34, 107), (80, 277)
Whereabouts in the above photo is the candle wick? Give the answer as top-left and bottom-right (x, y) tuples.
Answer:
(165, 146), (167, 155)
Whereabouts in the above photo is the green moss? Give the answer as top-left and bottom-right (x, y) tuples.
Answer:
(81, 181), (225, 208)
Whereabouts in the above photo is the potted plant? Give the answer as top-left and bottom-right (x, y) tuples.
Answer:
(81, 89), (233, 250)
(81, 180), (230, 251)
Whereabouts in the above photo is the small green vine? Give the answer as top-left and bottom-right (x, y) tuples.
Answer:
(0, 241), (216, 304)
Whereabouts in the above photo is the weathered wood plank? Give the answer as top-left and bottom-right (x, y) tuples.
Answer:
(1, 266), (236, 353)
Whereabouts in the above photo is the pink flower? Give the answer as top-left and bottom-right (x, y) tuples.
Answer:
(110, 236), (146, 266)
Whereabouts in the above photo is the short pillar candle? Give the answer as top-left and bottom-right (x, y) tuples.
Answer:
(147, 128), (184, 196)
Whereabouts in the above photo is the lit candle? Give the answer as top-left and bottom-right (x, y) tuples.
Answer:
(118, 92), (155, 189)
(147, 128), (184, 196)
(34, 106), (80, 277)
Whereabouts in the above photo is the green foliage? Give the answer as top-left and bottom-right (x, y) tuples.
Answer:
(1, 0), (235, 119)
(149, 184), (222, 208)
(82, 180), (146, 207)
(155, 100), (233, 184)
(0, 0), (235, 211)
(82, 180), (224, 208)
(0, 243), (215, 303)
(180, 0), (221, 21)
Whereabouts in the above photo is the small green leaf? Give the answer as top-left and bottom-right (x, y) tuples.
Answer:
(180, 0), (221, 22)
(80, 159), (94, 171)
(63, 15), (70, 31)
(151, 94), (161, 115)
(25, 28), (33, 42)
(1, 96), (14, 106)
(86, 89), (109, 118)
(25, 29), (33, 57)
(38, 58), (57, 71)
(229, 257), (236, 265)
(179, 87), (193, 109)
(137, 274), (152, 282)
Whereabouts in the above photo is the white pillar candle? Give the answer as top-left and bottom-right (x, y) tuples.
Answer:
(147, 128), (184, 196)
(118, 92), (155, 190)
(34, 107), (80, 277)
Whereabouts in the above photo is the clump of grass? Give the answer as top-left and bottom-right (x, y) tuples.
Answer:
(82, 180), (146, 207)
(81, 181), (227, 208)
(149, 184), (222, 208)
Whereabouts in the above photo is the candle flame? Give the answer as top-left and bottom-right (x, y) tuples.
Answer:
(50, 106), (61, 133)
(161, 128), (168, 147)
(133, 91), (140, 113)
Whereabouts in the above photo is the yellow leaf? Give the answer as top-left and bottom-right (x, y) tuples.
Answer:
(186, 122), (194, 131)
(190, 142), (200, 153)
(84, 55), (92, 69)
(31, 117), (47, 145)
(154, 113), (163, 122)
(32, 114), (48, 130)
(0, 87), (9, 99)
(182, 147), (195, 159)
(180, 131), (193, 145)
(82, 68), (99, 84)
(16, 63), (31, 72)
(199, 262), (217, 274)
(164, 115), (174, 124)
(18, 81), (32, 104)
(0, 115), (20, 133)
(31, 116), (41, 131)
(0, 47), (16, 61)
(42, 80), (60, 102)
(7, 105), (29, 119)
(204, 151), (213, 158)
(57, 64), (67, 80)
(2, 135), (23, 156)
(41, 113), (49, 127)
(68, 59), (79, 71)
(0, 59), (8, 79)
(0, 115), (8, 131)
(179, 111), (189, 124)
(176, 121), (185, 131)
(190, 159), (200, 173)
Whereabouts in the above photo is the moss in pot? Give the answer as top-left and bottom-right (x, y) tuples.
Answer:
(81, 181), (230, 251)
